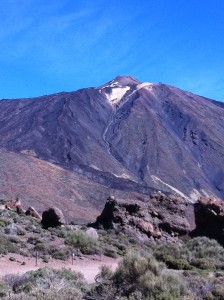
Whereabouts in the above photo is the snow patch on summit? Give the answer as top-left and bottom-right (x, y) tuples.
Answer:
(136, 82), (154, 90)
(104, 86), (130, 105)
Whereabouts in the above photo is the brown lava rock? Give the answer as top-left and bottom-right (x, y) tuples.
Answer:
(41, 207), (65, 228)
(26, 206), (41, 219)
(191, 197), (224, 245)
(92, 193), (193, 242)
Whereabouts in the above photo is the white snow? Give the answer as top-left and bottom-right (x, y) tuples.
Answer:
(111, 172), (131, 179)
(137, 82), (154, 90)
(100, 81), (155, 106)
(151, 175), (192, 201)
(104, 86), (130, 105)
(90, 164), (102, 171)
(189, 188), (211, 202)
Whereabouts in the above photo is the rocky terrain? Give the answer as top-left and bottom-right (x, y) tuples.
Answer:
(0, 75), (224, 220)
(1, 194), (224, 299)
(93, 193), (224, 246)
(92, 193), (193, 243)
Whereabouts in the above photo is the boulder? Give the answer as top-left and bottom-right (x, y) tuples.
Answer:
(41, 207), (65, 228)
(16, 205), (25, 215)
(86, 227), (99, 240)
(191, 197), (224, 245)
(26, 206), (41, 219)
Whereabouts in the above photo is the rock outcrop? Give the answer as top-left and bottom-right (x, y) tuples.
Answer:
(25, 206), (42, 219)
(5, 198), (41, 219)
(41, 207), (65, 228)
(92, 193), (193, 243)
(16, 205), (26, 215)
(5, 198), (21, 210)
(191, 197), (224, 245)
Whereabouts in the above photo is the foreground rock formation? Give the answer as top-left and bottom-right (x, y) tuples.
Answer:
(191, 197), (224, 245)
(92, 193), (194, 243)
(93, 194), (224, 246)
(5, 199), (41, 219)
(41, 207), (65, 228)
(25, 206), (42, 219)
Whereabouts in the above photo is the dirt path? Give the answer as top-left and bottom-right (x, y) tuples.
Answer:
(0, 253), (119, 283)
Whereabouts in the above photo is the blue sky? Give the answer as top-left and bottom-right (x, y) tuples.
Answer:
(0, 0), (224, 101)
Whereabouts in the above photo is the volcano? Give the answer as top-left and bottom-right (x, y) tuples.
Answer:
(0, 76), (223, 221)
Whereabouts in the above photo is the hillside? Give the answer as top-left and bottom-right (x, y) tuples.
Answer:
(0, 75), (224, 220)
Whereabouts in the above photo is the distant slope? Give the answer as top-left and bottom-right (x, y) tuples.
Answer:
(0, 148), (155, 222)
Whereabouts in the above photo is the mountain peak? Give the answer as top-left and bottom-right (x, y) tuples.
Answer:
(100, 75), (141, 89)
(112, 75), (141, 86)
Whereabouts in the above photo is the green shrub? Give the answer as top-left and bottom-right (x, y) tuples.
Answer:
(212, 284), (224, 298)
(26, 267), (88, 297)
(20, 242), (27, 249)
(190, 258), (216, 270)
(19, 251), (28, 257)
(0, 235), (16, 254)
(65, 230), (98, 254)
(0, 217), (12, 226)
(88, 251), (189, 299)
(9, 236), (20, 243)
(58, 268), (87, 292)
(17, 228), (26, 236)
(154, 243), (184, 261)
(0, 220), (6, 227)
(0, 282), (12, 297)
(34, 242), (48, 253)
(3, 273), (30, 293)
(30, 287), (83, 300)
(28, 236), (44, 245)
(50, 247), (70, 260)
(103, 247), (118, 258)
(186, 237), (224, 262)
(161, 255), (192, 270)
(43, 256), (49, 263)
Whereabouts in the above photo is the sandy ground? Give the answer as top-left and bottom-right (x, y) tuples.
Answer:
(0, 253), (119, 283)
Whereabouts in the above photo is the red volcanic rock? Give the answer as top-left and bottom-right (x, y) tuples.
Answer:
(137, 221), (162, 238)
(5, 198), (20, 210)
(92, 193), (192, 242)
(6, 198), (24, 214)
(191, 197), (224, 245)
(16, 205), (25, 215)
(25, 206), (41, 219)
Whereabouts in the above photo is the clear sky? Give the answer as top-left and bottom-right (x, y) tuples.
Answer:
(0, 0), (223, 101)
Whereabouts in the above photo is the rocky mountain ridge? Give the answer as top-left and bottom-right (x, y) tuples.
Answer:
(0, 75), (224, 220)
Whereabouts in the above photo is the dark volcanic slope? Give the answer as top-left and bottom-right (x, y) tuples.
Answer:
(0, 75), (224, 218)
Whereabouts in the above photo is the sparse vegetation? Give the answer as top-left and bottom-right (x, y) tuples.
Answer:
(1, 202), (224, 299)
(87, 251), (188, 300)
(65, 230), (99, 254)
(0, 234), (16, 254)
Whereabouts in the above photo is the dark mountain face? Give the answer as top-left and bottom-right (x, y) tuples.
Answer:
(0, 75), (224, 220)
